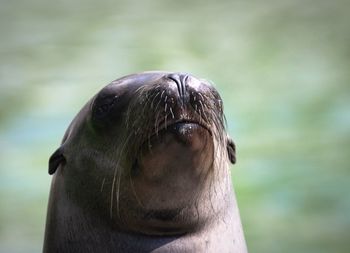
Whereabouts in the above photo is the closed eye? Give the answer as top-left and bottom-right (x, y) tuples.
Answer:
(93, 96), (118, 119)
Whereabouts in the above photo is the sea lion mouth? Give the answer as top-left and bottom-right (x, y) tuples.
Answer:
(132, 114), (213, 179)
(151, 119), (212, 138)
(137, 118), (212, 153)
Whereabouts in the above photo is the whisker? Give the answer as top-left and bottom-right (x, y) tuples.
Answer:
(100, 177), (106, 192)
(170, 107), (175, 119)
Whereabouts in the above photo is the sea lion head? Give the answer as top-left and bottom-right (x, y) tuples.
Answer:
(48, 72), (236, 235)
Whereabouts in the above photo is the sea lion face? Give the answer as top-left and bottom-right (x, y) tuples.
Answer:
(49, 72), (236, 235)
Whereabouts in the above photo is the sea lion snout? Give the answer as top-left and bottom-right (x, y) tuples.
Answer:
(161, 72), (222, 112)
(129, 73), (222, 135)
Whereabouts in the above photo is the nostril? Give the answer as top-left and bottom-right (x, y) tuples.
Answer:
(166, 73), (189, 106)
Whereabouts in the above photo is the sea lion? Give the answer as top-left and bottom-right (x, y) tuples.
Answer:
(43, 72), (247, 253)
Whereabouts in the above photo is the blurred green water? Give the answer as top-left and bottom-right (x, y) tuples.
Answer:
(0, 0), (349, 252)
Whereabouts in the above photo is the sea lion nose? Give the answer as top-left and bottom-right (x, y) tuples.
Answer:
(165, 73), (189, 105)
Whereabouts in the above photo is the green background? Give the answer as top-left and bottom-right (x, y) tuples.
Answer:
(0, 0), (349, 252)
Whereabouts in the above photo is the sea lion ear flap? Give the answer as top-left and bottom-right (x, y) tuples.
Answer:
(226, 137), (236, 164)
(48, 147), (66, 175)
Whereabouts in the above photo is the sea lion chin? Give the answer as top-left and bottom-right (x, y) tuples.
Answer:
(43, 71), (247, 253)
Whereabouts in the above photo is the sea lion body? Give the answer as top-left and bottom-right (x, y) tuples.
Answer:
(43, 72), (247, 252)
